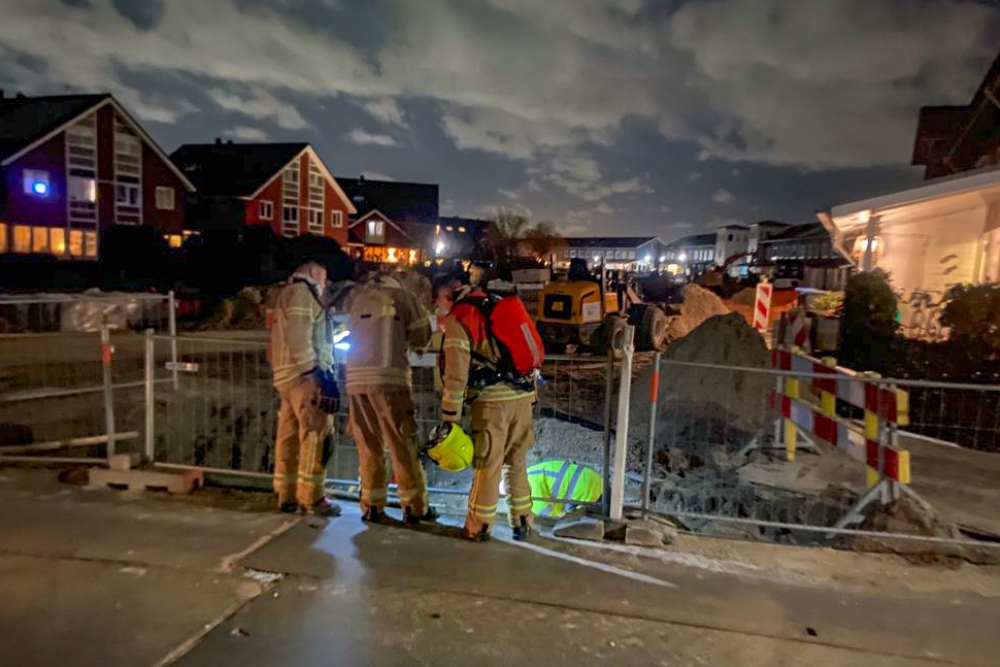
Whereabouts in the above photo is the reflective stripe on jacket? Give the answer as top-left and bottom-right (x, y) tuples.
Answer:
(528, 460), (603, 519)
(271, 280), (333, 389)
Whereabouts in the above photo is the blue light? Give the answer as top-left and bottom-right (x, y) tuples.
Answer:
(32, 181), (49, 196)
(335, 342), (351, 352)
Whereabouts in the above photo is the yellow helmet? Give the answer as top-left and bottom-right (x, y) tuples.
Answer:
(425, 423), (473, 473)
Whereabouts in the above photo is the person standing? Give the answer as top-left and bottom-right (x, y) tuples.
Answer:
(345, 270), (433, 525)
(437, 283), (542, 542)
(270, 261), (341, 517)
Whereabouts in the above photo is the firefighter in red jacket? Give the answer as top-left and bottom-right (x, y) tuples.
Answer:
(437, 284), (540, 542)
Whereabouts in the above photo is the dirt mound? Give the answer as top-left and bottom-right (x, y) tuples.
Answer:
(860, 493), (962, 539)
(731, 287), (757, 307)
(665, 284), (731, 341)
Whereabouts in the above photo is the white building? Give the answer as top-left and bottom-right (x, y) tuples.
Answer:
(560, 236), (663, 270)
(714, 224), (750, 266)
(748, 220), (791, 255)
(821, 165), (1000, 339)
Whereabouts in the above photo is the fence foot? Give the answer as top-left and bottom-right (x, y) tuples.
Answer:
(831, 479), (889, 532)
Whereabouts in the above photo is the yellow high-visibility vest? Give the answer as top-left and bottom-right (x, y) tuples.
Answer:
(528, 460), (603, 519)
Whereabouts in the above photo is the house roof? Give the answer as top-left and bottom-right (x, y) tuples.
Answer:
(0, 93), (195, 191)
(348, 209), (419, 247)
(0, 94), (107, 162)
(717, 224), (748, 230)
(750, 220), (791, 228)
(760, 222), (827, 243)
(666, 233), (716, 248)
(170, 142), (309, 197)
(565, 236), (656, 249)
(337, 176), (438, 225)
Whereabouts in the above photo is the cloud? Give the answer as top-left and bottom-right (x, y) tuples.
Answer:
(687, 171), (702, 181)
(362, 97), (408, 128)
(361, 171), (396, 181)
(712, 188), (735, 204)
(498, 188), (521, 200)
(0, 0), (996, 174)
(208, 86), (309, 130)
(346, 129), (398, 147)
(595, 202), (616, 215)
(659, 205), (671, 213)
(224, 125), (268, 141)
(441, 199), (455, 213)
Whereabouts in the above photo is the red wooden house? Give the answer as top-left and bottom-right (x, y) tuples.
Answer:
(0, 93), (195, 259)
(170, 141), (355, 246)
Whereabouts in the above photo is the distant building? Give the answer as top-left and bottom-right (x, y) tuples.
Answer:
(336, 176), (439, 264)
(912, 49), (1000, 180)
(170, 141), (355, 246)
(714, 224), (750, 266)
(560, 237), (663, 270)
(0, 92), (195, 259)
(437, 216), (488, 260)
(748, 220), (791, 255)
(662, 233), (717, 274)
(758, 222), (849, 291)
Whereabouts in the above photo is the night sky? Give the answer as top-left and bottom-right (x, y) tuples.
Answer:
(1, 0), (998, 240)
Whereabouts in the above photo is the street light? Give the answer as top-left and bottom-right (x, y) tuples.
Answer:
(678, 252), (688, 262)
(435, 241), (446, 256)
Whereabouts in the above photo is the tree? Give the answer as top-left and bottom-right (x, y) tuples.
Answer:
(484, 208), (530, 264)
(838, 269), (900, 374)
(521, 221), (567, 261)
(939, 283), (1000, 359)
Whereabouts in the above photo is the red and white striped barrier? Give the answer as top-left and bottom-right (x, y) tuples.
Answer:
(753, 282), (773, 331)
(771, 347), (910, 486)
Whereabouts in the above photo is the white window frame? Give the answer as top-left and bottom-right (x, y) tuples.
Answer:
(307, 209), (324, 234)
(116, 184), (140, 207)
(259, 200), (274, 220)
(155, 186), (175, 211)
(68, 176), (96, 204)
(331, 210), (343, 228)
(282, 206), (299, 237)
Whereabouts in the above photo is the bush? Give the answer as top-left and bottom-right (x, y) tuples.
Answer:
(939, 283), (1000, 360)
(838, 269), (899, 374)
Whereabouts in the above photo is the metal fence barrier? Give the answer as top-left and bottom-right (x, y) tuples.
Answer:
(0, 293), (174, 462)
(631, 353), (1000, 547)
(146, 333), (619, 513)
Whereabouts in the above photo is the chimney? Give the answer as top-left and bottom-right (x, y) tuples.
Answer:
(214, 137), (222, 145)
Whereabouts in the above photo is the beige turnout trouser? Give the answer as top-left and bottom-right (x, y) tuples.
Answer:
(274, 375), (330, 507)
(465, 395), (536, 535)
(349, 389), (429, 516)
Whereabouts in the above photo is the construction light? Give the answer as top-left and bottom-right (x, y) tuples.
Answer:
(678, 252), (688, 262)
(659, 254), (666, 262)
(32, 181), (49, 196)
(643, 254), (652, 263)
(435, 241), (446, 256)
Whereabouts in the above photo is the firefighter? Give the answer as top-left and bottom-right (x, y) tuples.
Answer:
(437, 283), (540, 543)
(271, 261), (341, 517)
(345, 269), (434, 525)
(526, 460), (603, 520)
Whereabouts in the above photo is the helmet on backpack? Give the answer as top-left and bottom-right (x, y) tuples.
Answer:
(424, 423), (474, 473)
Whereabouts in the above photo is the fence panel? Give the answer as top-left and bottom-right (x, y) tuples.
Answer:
(0, 294), (171, 459)
(149, 335), (616, 512)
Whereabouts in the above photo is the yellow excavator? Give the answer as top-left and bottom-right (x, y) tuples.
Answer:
(535, 259), (669, 353)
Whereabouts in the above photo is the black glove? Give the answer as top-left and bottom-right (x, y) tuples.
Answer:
(315, 367), (340, 415)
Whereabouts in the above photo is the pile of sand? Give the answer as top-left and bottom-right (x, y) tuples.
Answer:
(731, 287), (758, 307)
(665, 284), (731, 341)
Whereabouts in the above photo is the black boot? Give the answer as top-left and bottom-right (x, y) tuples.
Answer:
(362, 506), (386, 524)
(463, 524), (491, 543)
(404, 506), (440, 527)
(512, 516), (533, 542)
(278, 501), (298, 514)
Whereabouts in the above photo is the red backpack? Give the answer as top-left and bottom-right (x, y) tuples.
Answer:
(451, 291), (545, 380)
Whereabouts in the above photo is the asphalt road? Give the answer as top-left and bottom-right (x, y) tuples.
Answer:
(1, 468), (999, 667)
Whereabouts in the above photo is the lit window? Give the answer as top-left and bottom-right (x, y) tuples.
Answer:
(259, 201), (274, 220)
(446, 226), (453, 232)
(50, 228), (66, 255)
(167, 234), (183, 249)
(32, 227), (49, 254)
(69, 231), (83, 257)
(68, 177), (96, 203)
(84, 231), (98, 258)
(14, 226), (30, 253)
(23, 169), (50, 197)
(155, 187), (175, 211)
(458, 226), (466, 233)
(628, 251), (635, 260)
(367, 220), (385, 239)
(0, 223), (5, 253)
(331, 210), (343, 228)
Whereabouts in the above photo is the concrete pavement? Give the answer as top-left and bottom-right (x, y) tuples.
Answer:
(1, 468), (999, 667)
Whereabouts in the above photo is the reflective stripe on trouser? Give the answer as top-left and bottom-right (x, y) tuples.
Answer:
(274, 375), (331, 506)
(348, 389), (428, 516)
(465, 395), (536, 534)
